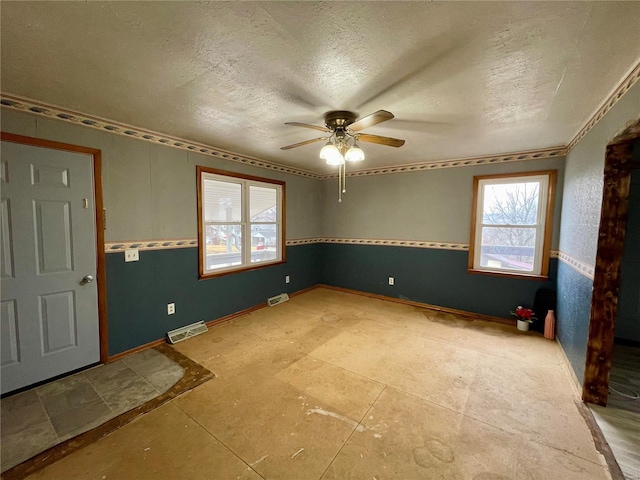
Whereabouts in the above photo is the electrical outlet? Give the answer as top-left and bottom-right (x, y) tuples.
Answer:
(125, 249), (139, 262)
(285, 275), (290, 284)
(389, 277), (394, 286)
(167, 303), (175, 315)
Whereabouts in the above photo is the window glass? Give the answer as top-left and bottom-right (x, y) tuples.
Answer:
(470, 172), (555, 277)
(482, 182), (539, 225)
(205, 226), (243, 271)
(198, 168), (284, 277)
(249, 186), (277, 220)
(249, 185), (279, 265)
(480, 226), (536, 272)
(203, 179), (242, 222)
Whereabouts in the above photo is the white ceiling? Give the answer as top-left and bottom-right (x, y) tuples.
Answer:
(2, 2), (639, 174)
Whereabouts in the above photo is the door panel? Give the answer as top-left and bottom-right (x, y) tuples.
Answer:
(0, 141), (99, 394)
(0, 159), (8, 182)
(0, 198), (15, 278)
(1, 299), (19, 366)
(40, 291), (77, 354)
(34, 200), (74, 273)
(30, 163), (70, 188)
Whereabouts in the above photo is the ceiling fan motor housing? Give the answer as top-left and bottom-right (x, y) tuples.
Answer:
(324, 111), (357, 131)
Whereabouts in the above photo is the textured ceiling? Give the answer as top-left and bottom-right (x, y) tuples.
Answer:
(2, 2), (639, 173)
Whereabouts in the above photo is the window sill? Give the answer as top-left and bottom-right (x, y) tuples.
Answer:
(467, 268), (549, 281)
(200, 259), (286, 280)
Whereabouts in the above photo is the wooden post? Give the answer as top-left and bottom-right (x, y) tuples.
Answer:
(583, 141), (634, 405)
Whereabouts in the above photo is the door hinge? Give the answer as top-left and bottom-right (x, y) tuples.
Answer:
(103, 209), (107, 229)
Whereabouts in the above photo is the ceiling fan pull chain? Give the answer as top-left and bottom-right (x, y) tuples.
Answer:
(342, 162), (347, 194)
(282, 110), (403, 202)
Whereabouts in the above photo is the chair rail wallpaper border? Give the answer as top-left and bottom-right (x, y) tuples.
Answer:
(317, 237), (470, 251)
(106, 237), (561, 258)
(105, 239), (199, 252)
(557, 251), (595, 280)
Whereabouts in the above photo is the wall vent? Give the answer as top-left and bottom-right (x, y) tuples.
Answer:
(268, 293), (289, 307)
(167, 321), (208, 344)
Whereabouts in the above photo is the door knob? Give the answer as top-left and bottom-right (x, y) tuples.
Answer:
(80, 275), (94, 285)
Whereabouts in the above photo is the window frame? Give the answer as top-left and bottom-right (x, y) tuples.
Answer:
(197, 166), (286, 279)
(468, 170), (557, 280)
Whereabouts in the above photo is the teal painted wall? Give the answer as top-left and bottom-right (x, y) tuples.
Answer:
(556, 262), (592, 382)
(319, 243), (557, 321)
(107, 242), (561, 356)
(557, 81), (640, 384)
(106, 244), (321, 355)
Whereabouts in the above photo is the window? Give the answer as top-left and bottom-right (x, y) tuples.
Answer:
(469, 170), (556, 278)
(197, 167), (285, 277)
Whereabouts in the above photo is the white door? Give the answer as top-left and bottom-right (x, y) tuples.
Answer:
(1, 141), (100, 394)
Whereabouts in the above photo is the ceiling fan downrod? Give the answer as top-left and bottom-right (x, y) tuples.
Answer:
(281, 109), (405, 202)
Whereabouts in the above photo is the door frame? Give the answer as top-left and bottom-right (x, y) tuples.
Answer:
(583, 119), (640, 405)
(1, 132), (108, 364)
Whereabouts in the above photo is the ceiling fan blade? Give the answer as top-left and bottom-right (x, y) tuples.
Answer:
(349, 110), (394, 132)
(357, 133), (405, 148)
(280, 137), (327, 150)
(377, 119), (456, 133)
(351, 33), (469, 109)
(284, 122), (331, 132)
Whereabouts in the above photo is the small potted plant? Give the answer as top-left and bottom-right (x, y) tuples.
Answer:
(510, 306), (537, 332)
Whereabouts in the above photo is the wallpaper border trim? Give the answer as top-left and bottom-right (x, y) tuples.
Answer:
(557, 251), (595, 280)
(2, 93), (563, 178)
(0, 93), (320, 179)
(316, 237), (470, 251)
(319, 148), (566, 179)
(105, 239), (198, 252)
(106, 237), (560, 259)
(2, 60), (637, 178)
(567, 60), (640, 152)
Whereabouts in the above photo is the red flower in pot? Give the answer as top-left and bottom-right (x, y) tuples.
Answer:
(511, 306), (536, 323)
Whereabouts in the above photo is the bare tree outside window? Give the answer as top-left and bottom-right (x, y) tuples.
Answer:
(470, 171), (555, 277)
(479, 181), (541, 272)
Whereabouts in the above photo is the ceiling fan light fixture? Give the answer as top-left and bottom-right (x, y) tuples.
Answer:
(325, 153), (345, 166)
(320, 142), (344, 165)
(345, 144), (365, 162)
(283, 110), (404, 202)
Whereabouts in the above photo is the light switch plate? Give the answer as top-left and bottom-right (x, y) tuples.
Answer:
(125, 249), (139, 262)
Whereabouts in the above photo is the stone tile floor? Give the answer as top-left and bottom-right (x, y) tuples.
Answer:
(18, 288), (613, 479)
(1, 348), (184, 472)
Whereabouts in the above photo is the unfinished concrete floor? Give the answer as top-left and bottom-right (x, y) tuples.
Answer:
(24, 288), (611, 479)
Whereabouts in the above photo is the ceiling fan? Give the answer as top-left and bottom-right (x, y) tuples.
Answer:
(282, 110), (404, 157)
(281, 110), (405, 201)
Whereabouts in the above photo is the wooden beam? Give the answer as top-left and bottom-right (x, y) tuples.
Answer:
(583, 141), (634, 405)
